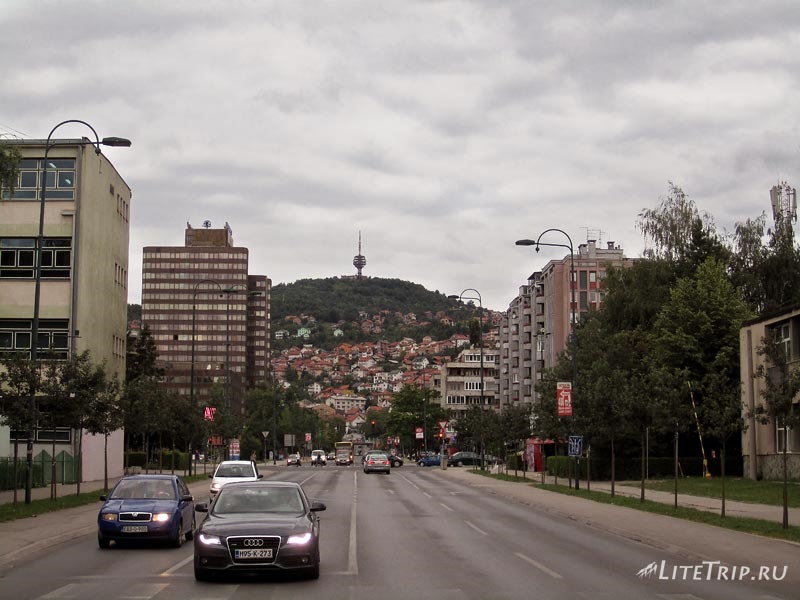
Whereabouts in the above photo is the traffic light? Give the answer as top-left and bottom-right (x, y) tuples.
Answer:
(371, 420), (376, 427)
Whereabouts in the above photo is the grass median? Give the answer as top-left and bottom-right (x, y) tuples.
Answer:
(482, 472), (800, 545)
(0, 474), (210, 523)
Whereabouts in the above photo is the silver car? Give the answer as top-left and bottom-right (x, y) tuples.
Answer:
(363, 452), (390, 474)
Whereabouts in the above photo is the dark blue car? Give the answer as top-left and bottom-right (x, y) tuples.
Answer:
(97, 474), (195, 548)
(417, 455), (441, 467)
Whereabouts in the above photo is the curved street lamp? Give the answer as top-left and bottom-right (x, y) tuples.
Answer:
(26, 120), (130, 504)
(449, 288), (487, 470)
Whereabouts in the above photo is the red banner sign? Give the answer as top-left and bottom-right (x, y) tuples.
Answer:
(557, 382), (572, 417)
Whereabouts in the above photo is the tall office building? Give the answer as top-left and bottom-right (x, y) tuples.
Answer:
(141, 222), (270, 417)
(0, 138), (131, 480)
(500, 240), (634, 405)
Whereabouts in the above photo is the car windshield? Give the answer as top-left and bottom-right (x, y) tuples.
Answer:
(215, 464), (254, 478)
(213, 487), (304, 515)
(110, 479), (175, 500)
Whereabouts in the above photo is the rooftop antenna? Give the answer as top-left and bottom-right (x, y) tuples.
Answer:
(353, 231), (367, 279)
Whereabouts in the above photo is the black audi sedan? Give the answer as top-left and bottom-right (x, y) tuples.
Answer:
(193, 481), (325, 580)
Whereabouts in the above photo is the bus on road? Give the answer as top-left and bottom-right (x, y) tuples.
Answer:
(334, 441), (353, 465)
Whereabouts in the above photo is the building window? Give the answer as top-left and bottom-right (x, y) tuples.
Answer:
(776, 419), (797, 453)
(0, 319), (70, 359)
(0, 237), (72, 279)
(774, 322), (791, 361)
(1, 158), (76, 200)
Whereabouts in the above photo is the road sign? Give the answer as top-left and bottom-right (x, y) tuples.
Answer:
(568, 435), (583, 457)
(438, 420), (448, 430)
(261, 431), (269, 439)
(305, 432), (312, 443)
(204, 406), (216, 421)
(557, 382), (573, 417)
(415, 427), (423, 439)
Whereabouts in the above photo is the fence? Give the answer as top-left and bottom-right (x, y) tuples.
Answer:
(0, 451), (79, 491)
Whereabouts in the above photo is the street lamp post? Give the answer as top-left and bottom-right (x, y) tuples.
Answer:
(449, 289), (486, 471)
(26, 120), (130, 504)
(516, 229), (579, 488)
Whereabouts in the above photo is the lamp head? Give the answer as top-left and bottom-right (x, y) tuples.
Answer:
(101, 136), (132, 147)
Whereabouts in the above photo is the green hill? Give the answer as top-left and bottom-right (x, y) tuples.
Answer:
(270, 277), (471, 348)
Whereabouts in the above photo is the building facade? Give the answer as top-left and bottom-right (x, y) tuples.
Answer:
(740, 305), (800, 480)
(141, 223), (270, 418)
(0, 138), (131, 481)
(439, 346), (499, 415)
(500, 240), (633, 405)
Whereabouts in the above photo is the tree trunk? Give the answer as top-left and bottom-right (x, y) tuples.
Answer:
(13, 439), (19, 505)
(76, 429), (83, 495)
(721, 441), (726, 518)
(640, 429), (645, 503)
(51, 418), (57, 500)
(610, 435), (615, 498)
(104, 433), (109, 492)
(673, 424), (679, 509)
(783, 428), (789, 529)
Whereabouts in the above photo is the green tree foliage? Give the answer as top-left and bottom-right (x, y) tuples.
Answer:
(0, 143), (21, 196)
(385, 385), (445, 452)
(755, 330), (800, 529)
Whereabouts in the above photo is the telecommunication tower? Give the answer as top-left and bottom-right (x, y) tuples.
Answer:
(353, 232), (367, 279)
(770, 182), (797, 234)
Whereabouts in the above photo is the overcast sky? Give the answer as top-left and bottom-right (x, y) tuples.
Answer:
(3, 1), (799, 310)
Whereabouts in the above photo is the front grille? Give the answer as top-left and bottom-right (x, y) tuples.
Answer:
(119, 512), (152, 522)
(227, 536), (281, 564)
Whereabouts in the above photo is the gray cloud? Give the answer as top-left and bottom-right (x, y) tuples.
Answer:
(3, 0), (799, 309)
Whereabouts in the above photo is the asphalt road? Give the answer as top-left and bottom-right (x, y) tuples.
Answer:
(0, 465), (796, 600)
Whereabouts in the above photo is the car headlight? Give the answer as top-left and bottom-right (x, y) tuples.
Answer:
(287, 532), (312, 545)
(199, 533), (222, 545)
(152, 513), (171, 523)
(211, 483), (222, 490)
(100, 513), (117, 522)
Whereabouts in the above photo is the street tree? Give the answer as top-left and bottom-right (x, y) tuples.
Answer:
(0, 143), (21, 195)
(653, 258), (752, 514)
(0, 353), (38, 503)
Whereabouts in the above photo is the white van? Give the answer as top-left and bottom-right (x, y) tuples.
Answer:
(208, 460), (262, 499)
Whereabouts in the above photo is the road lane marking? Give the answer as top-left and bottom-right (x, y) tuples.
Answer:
(299, 474), (314, 485)
(42, 584), (87, 598)
(464, 520), (488, 536)
(347, 470), (359, 575)
(160, 554), (193, 576)
(423, 491), (432, 498)
(439, 502), (454, 512)
(400, 474), (419, 490)
(119, 583), (169, 598)
(514, 552), (563, 579)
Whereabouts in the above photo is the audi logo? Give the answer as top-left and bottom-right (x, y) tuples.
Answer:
(243, 539), (264, 547)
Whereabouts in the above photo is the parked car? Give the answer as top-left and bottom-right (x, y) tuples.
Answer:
(311, 450), (327, 467)
(209, 460), (262, 499)
(194, 481), (326, 580)
(447, 451), (481, 467)
(327, 452), (336, 462)
(363, 452), (391, 474)
(387, 454), (404, 468)
(417, 454), (441, 467)
(446, 452), (501, 467)
(286, 453), (302, 467)
(97, 474), (195, 548)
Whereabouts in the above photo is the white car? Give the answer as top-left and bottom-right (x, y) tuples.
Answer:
(208, 460), (262, 499)
(311, 449), (327, 466)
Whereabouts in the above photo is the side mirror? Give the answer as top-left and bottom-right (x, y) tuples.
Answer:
(99, 495), (107, 501)
(181, 494), (194, 502)
(196, 503), (209, 512)
(258, 474), (264, 479)
(310, 501), (326, 512)
(208, 474), (213, 479)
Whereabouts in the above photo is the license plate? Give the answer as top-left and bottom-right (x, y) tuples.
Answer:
(121, 525), (148, 533)
(235, 548), (273, 559)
